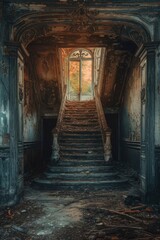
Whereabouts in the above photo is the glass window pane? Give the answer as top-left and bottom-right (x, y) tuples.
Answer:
(81, 60), (92, 100)
(69, 61), (80, 100)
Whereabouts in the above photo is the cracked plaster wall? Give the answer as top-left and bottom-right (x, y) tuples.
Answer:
(121, 59), (141, 142)
(120, 58), (141, 172)
(23, 46), (61, 173)
(24, 46), (60, 142)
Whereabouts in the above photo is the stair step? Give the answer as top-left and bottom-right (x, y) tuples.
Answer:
(32, 178), (128, 190)
(61, 131), (101, 135)
(64, 113), (97, 117)
(57, 159), (107, 166)
(63, 120), (99, 124)
(44, 172), (118, 180)
(60, 147), (103, 152)
(48, 165), (113, 173)
(64, 116), (98, 120)
(60, 142), (103, 147)
(59, 138), (103, 144)
(60, 154), (104, 160)
(63, 123), (100, 127)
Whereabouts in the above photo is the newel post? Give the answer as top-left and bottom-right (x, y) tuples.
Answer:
(104, 130), (112, 162)
(51, 128), (59, 163)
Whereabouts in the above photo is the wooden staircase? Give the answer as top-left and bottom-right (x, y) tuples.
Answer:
(33, 100), (128, 190)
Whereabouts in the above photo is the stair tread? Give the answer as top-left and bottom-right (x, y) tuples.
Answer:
(33, 178), (128, 184)
(60, 147), (103, 151)
(48, 166), (113, 172)
(45, 172), (118, 177)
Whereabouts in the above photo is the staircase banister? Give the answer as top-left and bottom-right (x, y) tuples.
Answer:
(51, 85), (67, 163)
(94, 86), (111, 135)
(55, 84), (67, 133)
(94, 85), (112, 162)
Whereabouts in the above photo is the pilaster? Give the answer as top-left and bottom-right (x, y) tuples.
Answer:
(136, 42), (160, 203)
(1, 41), (25, 206)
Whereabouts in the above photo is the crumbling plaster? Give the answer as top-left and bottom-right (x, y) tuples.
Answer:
(121, 59), (141, 142)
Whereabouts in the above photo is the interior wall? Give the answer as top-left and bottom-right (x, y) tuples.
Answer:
(23, 46), (61, 175)
(120, 58), (141, 172)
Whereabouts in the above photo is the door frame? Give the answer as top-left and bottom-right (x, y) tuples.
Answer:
(68, 48), (94, 101)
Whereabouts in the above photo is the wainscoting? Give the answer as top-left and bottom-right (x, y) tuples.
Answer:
(24, 141), (42, 176)
(121, 140), (140, 173)
(155, 146), (160, 189)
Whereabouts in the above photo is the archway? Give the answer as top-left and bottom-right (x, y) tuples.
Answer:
(2, 1), (159, 207)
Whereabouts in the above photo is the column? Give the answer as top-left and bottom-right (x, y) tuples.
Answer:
(137, 42), (159, 203)
(4, 41), (24, 205)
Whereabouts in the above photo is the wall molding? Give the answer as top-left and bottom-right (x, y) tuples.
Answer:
(121, 139), (140, 150)
(23, 141), (41, 150)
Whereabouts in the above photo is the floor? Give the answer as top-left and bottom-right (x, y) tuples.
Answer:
(1, 175), (160, 240)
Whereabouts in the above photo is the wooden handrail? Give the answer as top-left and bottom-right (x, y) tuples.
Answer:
(55, 84), (67, 134)
(51, 85), (67, 163)
(94, 86), (112, 162)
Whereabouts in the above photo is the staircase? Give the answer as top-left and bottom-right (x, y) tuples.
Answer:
(33, 100), (127, 190)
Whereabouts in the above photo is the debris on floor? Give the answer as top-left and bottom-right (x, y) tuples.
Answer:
(0, 186), (160, 240)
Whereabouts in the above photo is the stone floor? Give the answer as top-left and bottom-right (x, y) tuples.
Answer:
(1, 177), (160, 240)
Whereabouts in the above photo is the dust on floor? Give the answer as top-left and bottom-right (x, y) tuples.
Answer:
(1, 186), (160, 240)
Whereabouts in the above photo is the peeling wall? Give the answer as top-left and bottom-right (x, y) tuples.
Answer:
(23, 45), (61, 173)
(121, 59), (141, 142)
(0, 20), (9, 147)
(24, 45), (61, 142)
(120, 58), (141, 172)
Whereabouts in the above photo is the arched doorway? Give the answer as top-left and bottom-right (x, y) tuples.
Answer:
(68, 49), (93, 101)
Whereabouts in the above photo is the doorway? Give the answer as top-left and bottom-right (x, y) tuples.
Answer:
(68, 49), (93, 101)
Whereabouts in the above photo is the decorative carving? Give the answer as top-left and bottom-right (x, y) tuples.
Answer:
(19, 86), (23, 102)
(68, 1), (99, 33)
(0, 60), (8, 76)
(121, 25), (149, 47)
(20, 26), (57, 47)
(0, 147), (10, 160)
(20, 28), (37, 47)
(141, 87), (146, 102)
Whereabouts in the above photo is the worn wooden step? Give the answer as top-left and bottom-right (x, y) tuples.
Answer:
(60, 142), (103, 147)
(44, 171), (118, 180)
(48, 165), (113, 173)
(57, 159), (107, 166)
(32, 178), (128, 190)
(60, 153), (104, 160)
(60, 145), (103, 150)
(63, 123), (100, 127)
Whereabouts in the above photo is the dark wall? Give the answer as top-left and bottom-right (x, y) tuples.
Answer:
(23, 46), (61, 175)
(120, 58), (141, 173)
(42, 117), (57, 165)
(105, 113), (119, 162)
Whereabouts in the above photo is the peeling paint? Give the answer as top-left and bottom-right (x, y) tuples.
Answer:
(121, 59), (141, 142)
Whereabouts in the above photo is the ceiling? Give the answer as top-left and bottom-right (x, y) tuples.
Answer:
(8, 1), (153, 49)
(4, 0), (160, 110)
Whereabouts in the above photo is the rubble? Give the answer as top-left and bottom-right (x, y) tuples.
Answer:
(0, 185), (160, 240)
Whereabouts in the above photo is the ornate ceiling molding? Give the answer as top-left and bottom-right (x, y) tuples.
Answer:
(8, 3), (151, 49)
(15, 20), (150, 49)
(67, 1), (99, 33)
